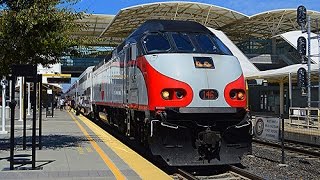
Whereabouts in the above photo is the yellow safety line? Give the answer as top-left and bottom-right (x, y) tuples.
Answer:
(77, 115), (172, 180)
(67, 112), (126, 180)
(86, 147), (93, 153)
(77, 144), (84, 154)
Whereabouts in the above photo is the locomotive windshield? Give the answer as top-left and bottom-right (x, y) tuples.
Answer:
(143, 33), (171, 53)
(142, 32), (232, 55)
(171, 33), (195, 52)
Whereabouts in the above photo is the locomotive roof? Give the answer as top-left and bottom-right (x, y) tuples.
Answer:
(129, 19), (211, 37)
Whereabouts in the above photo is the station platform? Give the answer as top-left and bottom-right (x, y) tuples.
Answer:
(0, 109), (171, 179)
(284, 120), (320, 146)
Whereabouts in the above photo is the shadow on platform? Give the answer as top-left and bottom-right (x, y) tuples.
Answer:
(0, 134), (88, 151)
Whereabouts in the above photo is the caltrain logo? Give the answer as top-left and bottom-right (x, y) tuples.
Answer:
(255, 118), (264, 136)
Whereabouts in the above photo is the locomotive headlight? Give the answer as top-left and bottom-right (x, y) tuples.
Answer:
(176, 90), (184, 99)
(237, 91), (245, 100)
(161, 90), (170, 100)
(230, 90), (237, 99)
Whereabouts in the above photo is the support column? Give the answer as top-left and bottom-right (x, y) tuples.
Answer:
(27, 82), (31, 116)
(1, 78), (7, 134)
(288, 73), (292, 107)
(19, 77), (23, 121)
(280, 80), (284, 115)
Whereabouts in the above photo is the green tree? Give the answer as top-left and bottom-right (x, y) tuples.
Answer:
(0, 0), (85, 76)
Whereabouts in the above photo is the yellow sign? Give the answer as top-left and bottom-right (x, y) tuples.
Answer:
(42, 74), (71, 78)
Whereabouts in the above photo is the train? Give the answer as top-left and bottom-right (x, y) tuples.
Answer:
(66, 19), (252, 166)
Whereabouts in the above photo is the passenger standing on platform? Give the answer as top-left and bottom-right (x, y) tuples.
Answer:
(70, 98), (75, 112)
(59, 98), (64, 111)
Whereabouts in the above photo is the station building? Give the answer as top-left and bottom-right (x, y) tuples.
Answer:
(67, 2), (320, 117)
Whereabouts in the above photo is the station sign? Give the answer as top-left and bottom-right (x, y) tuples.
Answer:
(43, 74), (71, 84)
(254, 116), (280, 142)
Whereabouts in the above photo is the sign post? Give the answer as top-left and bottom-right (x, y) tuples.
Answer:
(254, 115), (287, 166)
(254, 116), (280, 141)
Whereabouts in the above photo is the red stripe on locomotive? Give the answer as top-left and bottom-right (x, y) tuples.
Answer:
(224, 74), (246, 108)
(137, 56), (194, 110)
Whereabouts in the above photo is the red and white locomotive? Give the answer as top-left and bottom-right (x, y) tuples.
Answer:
(67, 20), (252, 166)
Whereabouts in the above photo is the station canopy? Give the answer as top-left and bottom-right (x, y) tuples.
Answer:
(76, 2), (320, 46)
(246, 64), (320, 83)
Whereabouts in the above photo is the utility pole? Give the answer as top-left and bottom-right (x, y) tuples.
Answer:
(307, 16), (311, 107)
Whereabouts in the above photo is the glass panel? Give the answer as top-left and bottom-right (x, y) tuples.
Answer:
(195, 34), (219, 53)
(194, 34), (233, 55)
(172, 33), (195, 52)
(211, 35), (233, 55)
(143, 34), (170, 53)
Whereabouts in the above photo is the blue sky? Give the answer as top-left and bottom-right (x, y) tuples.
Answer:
(72, 0), (319, 16)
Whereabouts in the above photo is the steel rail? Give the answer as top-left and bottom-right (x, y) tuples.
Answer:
(229, 165), (264, 180)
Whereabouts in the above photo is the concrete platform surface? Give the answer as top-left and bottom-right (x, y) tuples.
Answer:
(0, 109), (171, 179)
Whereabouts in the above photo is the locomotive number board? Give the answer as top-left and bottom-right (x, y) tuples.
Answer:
(199, 89), (218, 100)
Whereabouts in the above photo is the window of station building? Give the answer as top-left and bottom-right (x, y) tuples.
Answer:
(171, 33), (195, 52)
(143, 33), (171, 53)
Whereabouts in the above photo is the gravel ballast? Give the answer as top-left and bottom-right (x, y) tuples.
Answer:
(241, 144), (320, 180)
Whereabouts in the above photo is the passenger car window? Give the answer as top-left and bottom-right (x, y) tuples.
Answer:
(171, 33), (195, 52)
(143, 33), (170, 53)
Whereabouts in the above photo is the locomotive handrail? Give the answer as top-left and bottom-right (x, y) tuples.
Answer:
(160, 122), (179, 129)
(150, 120), (179, 137)
(150, 120), (160, 137)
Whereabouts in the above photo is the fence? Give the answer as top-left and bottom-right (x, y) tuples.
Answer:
(286, 107), (320, 145)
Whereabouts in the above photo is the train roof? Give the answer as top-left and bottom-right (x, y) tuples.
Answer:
(129, 19), (211, 37)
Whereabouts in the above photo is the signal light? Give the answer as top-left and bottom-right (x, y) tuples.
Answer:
(297, 5), (307, 27)
(297, 67), (307, 88)
(297, 36), (307, 58)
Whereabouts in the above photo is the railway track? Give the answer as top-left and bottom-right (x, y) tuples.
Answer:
(173, 166), (263, 180)
(87, 113), (262, 179)
(253, 138), (320, 158)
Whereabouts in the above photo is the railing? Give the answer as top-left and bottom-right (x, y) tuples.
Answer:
(289, 107), (320, 129)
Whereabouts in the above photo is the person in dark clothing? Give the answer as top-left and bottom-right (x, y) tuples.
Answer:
(70, 99), (75, 111)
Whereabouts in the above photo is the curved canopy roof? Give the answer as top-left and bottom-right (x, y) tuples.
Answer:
(78, 2), (320, 46)
(99, 1), (247, 39)
(246, 64), (320, 83)
(222, 9), (320, 42)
